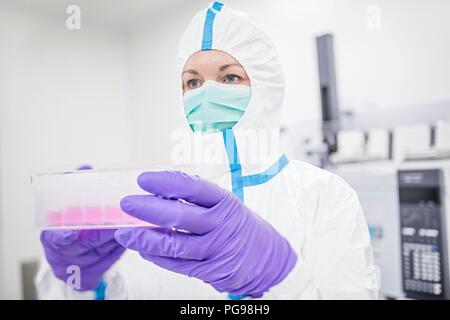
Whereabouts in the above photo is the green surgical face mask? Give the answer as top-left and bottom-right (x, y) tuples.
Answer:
(183, 80), (251, 133)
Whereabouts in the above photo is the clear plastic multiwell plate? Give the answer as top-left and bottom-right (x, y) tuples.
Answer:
(32, 165), (224, 230)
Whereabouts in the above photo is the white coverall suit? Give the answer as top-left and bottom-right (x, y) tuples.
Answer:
(36, 2), (379, 299)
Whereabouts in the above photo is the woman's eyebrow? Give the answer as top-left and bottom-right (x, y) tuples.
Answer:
(182, 69), (200, 75)
(219, 63), (242, 72)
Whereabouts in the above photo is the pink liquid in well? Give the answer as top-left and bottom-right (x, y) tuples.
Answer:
(65, 207), (83, 225)
(105, 206), (145, 224)
(104, 206), (135, 223)
(128, 216), (146, 224)
(85, 206), (103, 224)
(46, 206), (147, 227)
(47, 211), (63, 226)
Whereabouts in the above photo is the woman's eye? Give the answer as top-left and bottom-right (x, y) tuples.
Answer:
(223, 74), (240, 84)
(187, 79), (202, 89)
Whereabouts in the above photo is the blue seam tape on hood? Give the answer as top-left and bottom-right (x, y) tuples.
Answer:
(212, 1), (224, 11)
(201, 2), (224, 50)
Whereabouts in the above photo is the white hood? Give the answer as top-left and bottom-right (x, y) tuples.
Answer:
(173, 2), (286, 176)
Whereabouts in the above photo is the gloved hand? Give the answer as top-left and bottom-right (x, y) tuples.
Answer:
(40, 165), (126, 291)
(114, 171), (297, 297)
(40, 229), (126, 290)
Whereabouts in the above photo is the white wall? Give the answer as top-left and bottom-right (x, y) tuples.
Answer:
(0, 5), (133, 298)
(126, 11), (192, 166)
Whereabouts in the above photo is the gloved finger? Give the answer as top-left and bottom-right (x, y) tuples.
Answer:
(139, 253), (199, 276)
(114, 227), (207, 260)
(45, 238), (125, 268)
(72, 236), (124, 259)
(61, 229), (122, 256)
(42, 229), (119, 255)
(77, 165), (92, 170)
(137, 171), (227, 208)
(91, 239), (127, 258)
(41, 230), (80, 249)
(120, 195), (220, 234)
(77, 229), (119, 247)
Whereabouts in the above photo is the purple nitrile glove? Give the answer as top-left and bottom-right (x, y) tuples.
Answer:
(114, 171), (297, 297)
(40, 165), (126, 291)
(40, 229), (125, 290)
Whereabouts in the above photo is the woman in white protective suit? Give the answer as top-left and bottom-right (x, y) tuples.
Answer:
(36, 2), (379, 300)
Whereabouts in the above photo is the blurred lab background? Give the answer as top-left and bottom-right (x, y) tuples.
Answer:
(1, 0), (450, 299)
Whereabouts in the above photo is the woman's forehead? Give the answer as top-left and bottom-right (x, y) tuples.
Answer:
(183, 50), (241, 70)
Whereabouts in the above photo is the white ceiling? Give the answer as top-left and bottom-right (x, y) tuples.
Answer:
(0, 0), (203, 28)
